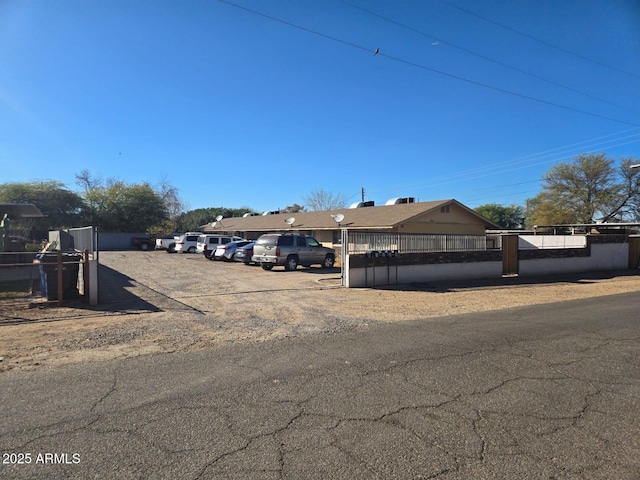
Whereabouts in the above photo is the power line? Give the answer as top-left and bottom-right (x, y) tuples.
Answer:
(442, 0), (640, 80)
(219, 0), (639, 127)
(365, 129), (640, 196)
(218, 0), (371, 54)
(338, 0), (639, 114)
(375, 51), (638, 127)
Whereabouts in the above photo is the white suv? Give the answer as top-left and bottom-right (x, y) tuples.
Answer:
(196, 234), (244, 258)
(174, 232), (203, 253)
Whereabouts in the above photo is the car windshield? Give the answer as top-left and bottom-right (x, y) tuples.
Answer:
(306, 237), (320, 247)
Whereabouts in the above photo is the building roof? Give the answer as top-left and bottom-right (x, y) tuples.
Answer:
(0, 203), (44, 219)
(201, 199), (501, 233)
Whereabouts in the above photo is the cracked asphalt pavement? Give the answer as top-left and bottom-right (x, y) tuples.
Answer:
(1, 291), (639, 479)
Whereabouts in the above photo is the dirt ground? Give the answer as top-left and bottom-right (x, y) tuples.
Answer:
(1, 250), (639, 373)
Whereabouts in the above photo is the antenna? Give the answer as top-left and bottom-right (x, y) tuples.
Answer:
(285, 217), (295, 227)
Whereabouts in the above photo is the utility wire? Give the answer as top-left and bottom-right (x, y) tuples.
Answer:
(374, 52), (638, 127)
(219, 0), (639, 127)
(443, 0), (640, 80)
(365, 129), (640, 195)
(339, 0), (639, 114)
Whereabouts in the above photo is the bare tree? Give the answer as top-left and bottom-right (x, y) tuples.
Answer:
(303, 189), (348, 211)
(157, 175), (186, 219)
(75, 169), (103, 192)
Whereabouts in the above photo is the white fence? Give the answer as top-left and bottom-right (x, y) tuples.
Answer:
(519, 235), (587, 250)
(342, 232), (629, 288)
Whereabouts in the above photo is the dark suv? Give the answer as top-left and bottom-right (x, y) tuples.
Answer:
(251, 234), (335, 271)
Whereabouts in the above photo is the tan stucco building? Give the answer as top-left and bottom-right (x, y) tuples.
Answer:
(200, 199), (500, 246)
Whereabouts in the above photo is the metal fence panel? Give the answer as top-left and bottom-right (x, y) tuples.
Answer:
(346, 232), (497, 254)
(68, 226), (96, 254)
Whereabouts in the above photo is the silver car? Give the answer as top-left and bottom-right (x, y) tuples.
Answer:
(212, 240), (252, 261)
(252, 234), (335, 271)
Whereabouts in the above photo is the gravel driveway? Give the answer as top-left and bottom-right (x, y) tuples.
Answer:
(1, 250), (639, 372)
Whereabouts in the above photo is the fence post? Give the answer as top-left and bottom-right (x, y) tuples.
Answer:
(57, 250), (63, 306)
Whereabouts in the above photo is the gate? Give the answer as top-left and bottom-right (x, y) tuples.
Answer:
(502, 235), (519, 276)
(630, 236), (640, 268)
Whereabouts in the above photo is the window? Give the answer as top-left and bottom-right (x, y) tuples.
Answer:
(440, 205), (450, 213)
(279, 236), (294, 246)
(296, 237), (307, 247)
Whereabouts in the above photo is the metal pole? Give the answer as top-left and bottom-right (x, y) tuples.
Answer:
(341, 228), (347, 287)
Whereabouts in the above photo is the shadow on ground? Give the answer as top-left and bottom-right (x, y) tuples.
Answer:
(92, 264), (162, 313)
(377, 269), (640, 293)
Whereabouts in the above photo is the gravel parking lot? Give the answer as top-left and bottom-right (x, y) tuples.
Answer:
(1, 250), (639, 372)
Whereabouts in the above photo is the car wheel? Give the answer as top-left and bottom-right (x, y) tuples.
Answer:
(140, 243), (149, 251)
(285, 255), (298, 271)
(321, 255), (335, 268)
(261, 263), (274, 270)
(187, 246), (196, 253)
(167, 243), (176, 253)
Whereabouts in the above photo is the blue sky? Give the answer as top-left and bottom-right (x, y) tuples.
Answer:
(1, 0), (639, 213)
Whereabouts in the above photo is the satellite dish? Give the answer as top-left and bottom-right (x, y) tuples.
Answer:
(331, 213), (345, 224)
(211, 221), (217, 227)
(285, 217), (295, 226)
(215, 215), (223, 222)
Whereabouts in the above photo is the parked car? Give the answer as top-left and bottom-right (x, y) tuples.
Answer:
(174, 232), (203, 253)
(251, 234), (335, 271)
(197, 234), (244, 258)
(131, 236), (153, 251)
(233, 242), (255, 265)
(155, 234), (180, 253)
(212, 240), (252, 261)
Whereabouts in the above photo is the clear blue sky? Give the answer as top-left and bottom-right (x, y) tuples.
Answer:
(2, 0), (639, 213)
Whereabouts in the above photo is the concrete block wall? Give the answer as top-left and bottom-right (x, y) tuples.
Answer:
(344, 234), (632, 288)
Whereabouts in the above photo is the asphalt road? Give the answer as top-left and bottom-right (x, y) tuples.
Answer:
(1, 292), (639, 479)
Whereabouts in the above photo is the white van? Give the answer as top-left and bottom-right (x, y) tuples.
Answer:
(196, 234), (244, 258)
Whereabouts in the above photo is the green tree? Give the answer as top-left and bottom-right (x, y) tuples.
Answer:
(76, 170), (188, 232)
(83, 180), (167, 232)
(282, 203), (305, 213)
(0, 180), (86, 230)
(474, 204), (525, 229)
(176, 207), (256, 232)
(526, 153), (640, 226)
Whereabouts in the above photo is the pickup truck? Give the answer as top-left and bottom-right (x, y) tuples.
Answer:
(155, 234), (179, 253)
(130, 236), (153, 251)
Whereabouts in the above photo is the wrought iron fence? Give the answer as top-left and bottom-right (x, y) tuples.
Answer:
(346, 232), (502, 254)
